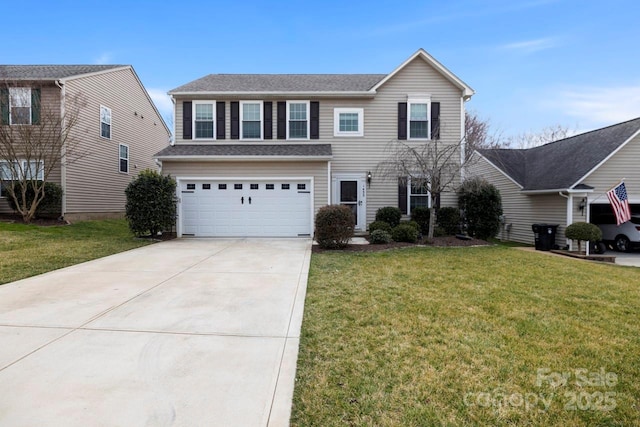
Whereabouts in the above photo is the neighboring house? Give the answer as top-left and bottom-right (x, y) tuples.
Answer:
(469, 118), (640, 247)
(0, 65), (170, 220)
(156, 49), (474, 237)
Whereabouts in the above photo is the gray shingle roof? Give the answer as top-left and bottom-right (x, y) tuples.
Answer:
(155, 144), (332, 158)
(169, 74), (386, 94)
(478, 117), (640, 191)
(0, 65), (127, 80)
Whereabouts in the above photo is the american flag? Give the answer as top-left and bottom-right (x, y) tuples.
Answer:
(607, 181), (632, 226)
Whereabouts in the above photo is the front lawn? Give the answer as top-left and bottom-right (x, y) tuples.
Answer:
(0, 219), (152, 285)
(292, 246), (640, 426)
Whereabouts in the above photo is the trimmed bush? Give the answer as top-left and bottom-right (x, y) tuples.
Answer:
(411, 207), (431, 235)
(370, 229), (392, 244)
(368, 220), (392, 234)
(7, 181), (63, 219)
(458, 178), (502, 240)
(566, 222), (602, 252)
(125, 169), (177, 237)
(437, 207), (461, 236)
(375, 206), (402, 228)
(315, 205), (355, 249)
(391, 224), (419, 243)
(400, 220), (420, 232)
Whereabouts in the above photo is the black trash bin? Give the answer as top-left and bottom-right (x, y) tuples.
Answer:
(532, 224), (559, 251)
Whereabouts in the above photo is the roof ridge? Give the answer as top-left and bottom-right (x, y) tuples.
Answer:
(531, 116), (640, 150)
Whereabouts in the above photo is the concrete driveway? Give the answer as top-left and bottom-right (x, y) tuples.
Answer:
(0, 238), (311, 426)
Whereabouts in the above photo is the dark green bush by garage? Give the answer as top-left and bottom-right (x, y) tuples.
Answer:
(125, 169), (177, 237)
(315, 205), (355, 249)
(7, 181), (63, 219)
(375, 206), (402, 228)
(436, 207), (461, 235)
(410, 207), (430, 235)
(458, 178), (503, 240)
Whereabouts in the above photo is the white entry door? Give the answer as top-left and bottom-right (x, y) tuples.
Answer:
(332, 174), (366, 231)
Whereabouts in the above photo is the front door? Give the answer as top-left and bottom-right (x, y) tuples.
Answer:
(333, 174), (366, 231)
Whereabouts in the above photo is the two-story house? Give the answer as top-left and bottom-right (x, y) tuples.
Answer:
(155, 49), (474, 237)
(0, 65), (171, 220)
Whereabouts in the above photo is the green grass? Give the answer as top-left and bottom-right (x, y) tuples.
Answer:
(0, 219), (152, 285)
(292, 246), (640, 426)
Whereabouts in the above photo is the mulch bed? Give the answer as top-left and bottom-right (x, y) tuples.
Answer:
(312, 235), (490, 253)
(0, 213), (68, 226)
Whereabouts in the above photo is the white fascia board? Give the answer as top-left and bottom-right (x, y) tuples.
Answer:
(168, 91), (376, 99)
(154, 155), (332, 162)
(569, 128), (640, 189)
(473, 150), (524, 189)
(521, 188), (594, 195)
(58, 66), (132, 83)
(370, 48), (475, 99)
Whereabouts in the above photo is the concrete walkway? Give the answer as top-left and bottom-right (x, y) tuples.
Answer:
(0, 238), (311, 426)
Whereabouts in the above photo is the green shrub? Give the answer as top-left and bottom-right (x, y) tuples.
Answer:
(375, 206), (402, 228)
(125, 169), (177, 237)
(458, 178), (502, 240)
(436, 207), (461, 235)
(400, 220), (420, 232)
(315, 205), (355, 249)
(566, 222), (602, 252)
(7, 181), (63, 219)
(370, 229), (392, 244)
(368, 220), (392, 234)
(410, 207), (430, 235)
(391, 224), (419, 243)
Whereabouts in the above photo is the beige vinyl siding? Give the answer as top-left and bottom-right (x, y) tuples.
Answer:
(161, 160), (328, 218)
(172, 56), (466, 226)
(469, 156), (568, 245)
(0, 85), (62, 214)
(63, 68), (170, 215)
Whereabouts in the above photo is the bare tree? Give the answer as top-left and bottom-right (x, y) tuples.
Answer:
(464, 110), (505, 156)
(505, 123), (573, 148)
(0, 84), (86, 223)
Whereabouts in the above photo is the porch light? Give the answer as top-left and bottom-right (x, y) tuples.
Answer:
(367, 171), (372, 186)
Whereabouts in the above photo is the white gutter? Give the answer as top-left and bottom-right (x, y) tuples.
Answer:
(168, 90), (377, 98)
(153, 155), (333, 162)
(521, 188), (594, 195)
(55, 79), (67, 218)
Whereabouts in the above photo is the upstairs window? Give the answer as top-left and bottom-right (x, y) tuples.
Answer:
(100, 105), (112, 139)
(119, 144), (129, 173)
(194, 101), (215, 139)
(334, 108), (363, 137)
(287, 101), (309, 139)
(241, 101), (262, 139)
(10, 88), (32, 125)
(408, 101), (429, 139)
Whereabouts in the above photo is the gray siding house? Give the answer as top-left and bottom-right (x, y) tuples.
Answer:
(156, 49), (474, 237)
(0, 65), (170, 220)
(469, 118), (640, 248)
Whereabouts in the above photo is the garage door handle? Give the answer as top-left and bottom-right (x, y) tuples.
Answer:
(241, 197), (244, 204)
(248, 197), (252, 204)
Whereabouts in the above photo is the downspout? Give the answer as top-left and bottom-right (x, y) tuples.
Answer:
(460, 96), (466, 182)
(170, 95), (176, 146)
(55, 79), (66, 218)
(327, 161), (331, 205)
(559, 191), (573, 250)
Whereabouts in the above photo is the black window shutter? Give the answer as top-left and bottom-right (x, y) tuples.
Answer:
(31, 88), (41, 125)
(277, 101), (286, 139)
(216, 101), (225, 139)
(310, 101), (320, 139)
(231, 101), (239, 139)
(182, 101), (192, 140)
(431, 102), (440, 140)
(0, 88), (9, 125)
(398, 177), (408, 214)
(263, 101), (273, 139)
(398, 102), (407, 140)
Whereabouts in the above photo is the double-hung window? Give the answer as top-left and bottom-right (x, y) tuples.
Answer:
(408, 97), (430, 139)
(119, 144), (129, 173)
(409, 178), (430, 212)
(10, 88), (32, 125)
(100, 105), (112, 139)
(193, 101), (215, 139)
(334, 108), (364, 137)
(287, 101), (309, 139)
(241, 101), (262, 139)
(0, 160), (44, 197)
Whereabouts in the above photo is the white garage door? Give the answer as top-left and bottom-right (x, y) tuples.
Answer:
(180, 179), (312, 237)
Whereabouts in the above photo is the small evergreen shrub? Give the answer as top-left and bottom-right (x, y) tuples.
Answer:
(566, 222), (602, 252)
(315, 205), (355, 249)
(411, 207), (431, 235)
(7, 181), (63, 219)
(125, 169), (177, 237)
(391, 224), (419, 243)
(375, 206), (402, 228)
(436, 207), (461, 236)
(458, 178), (502, 240)
(400, 220), (420, 232)
(370, 229), (392, 244)
(368, 220), (392, 234)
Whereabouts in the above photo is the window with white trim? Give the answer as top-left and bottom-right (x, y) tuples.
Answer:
(193, 101), (215, 139)
(409, 178), (430, 212)
(10, 88), (32, 125)
(241, 101), (262, 139)
(408, 97), (430, 139)
(0, 160), (44, 197)
(119, 144), (129, 173)
(100, 105), (112, 139)
(334, 108), (363, 137)
(287, 101), (309, 139)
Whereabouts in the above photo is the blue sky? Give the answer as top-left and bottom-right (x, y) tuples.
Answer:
(3, 0), (640, 138)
